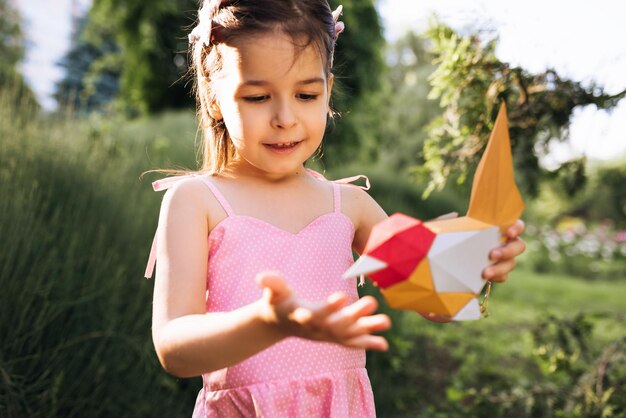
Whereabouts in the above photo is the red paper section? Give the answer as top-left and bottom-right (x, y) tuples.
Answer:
(366, 213), (436, 288)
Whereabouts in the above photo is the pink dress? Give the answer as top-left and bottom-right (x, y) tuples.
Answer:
(145, 173), (376, 417)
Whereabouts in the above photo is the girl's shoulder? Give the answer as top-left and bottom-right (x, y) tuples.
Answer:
(158, 174), (228, 230)
(337, 183), (387, 253)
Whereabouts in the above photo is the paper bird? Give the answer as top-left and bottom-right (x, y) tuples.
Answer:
(343, 102), (524, 321)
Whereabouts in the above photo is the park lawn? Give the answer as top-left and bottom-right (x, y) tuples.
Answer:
(394, 268), (626, 361)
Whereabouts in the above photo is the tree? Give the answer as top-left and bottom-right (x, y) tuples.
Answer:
(373, 31), (441, 171)
(88, 0), (198, 114)
(0, 0), (23, 75)
(0, 0), (38, 106)
(55, 14), (120, 112)
(322, 0), (385, 166)
(419, 23), (626, 197)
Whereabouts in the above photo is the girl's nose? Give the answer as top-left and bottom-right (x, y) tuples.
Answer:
(271, 99), (297, 129)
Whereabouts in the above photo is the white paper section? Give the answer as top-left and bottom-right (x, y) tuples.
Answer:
(452, 298), (482, 321)
(429, 227), (500, 293)
(342, 255), (388, 279)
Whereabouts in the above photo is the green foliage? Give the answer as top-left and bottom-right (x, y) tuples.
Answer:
(88, 0), (197, 114)
(322, 0), (385, 165)
(364, 270), (626, 418)
(0, 0), (38, 107)
(420, 23), (626, 198)
(443, 315), (626, 418)
(583, 162), (626, 228)
(55, 14), (120, 111)
(0, 87), (199, 417)
(0, 0), (24, 74)
(372, 32), (442, 171)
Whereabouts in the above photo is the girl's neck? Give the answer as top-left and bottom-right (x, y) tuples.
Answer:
(220, 157), (312, 184)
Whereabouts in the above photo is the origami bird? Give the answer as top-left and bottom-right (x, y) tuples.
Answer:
(343, 103), (524, 321)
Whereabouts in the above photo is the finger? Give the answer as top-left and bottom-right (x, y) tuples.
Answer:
(290, 307), (314, 324)
(506, 219), (525, 240)
(342, 314), (392, 338)
(315, 292), (350, 319)
(326, 296), (378, 329)
(255, 271), (291, 304)
(343, 334), (389, 351)
(490, 237), (526, 261)
(483, 258), (516, 282)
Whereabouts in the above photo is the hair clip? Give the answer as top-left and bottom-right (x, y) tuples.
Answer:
(189, 0), (223, 46)
(332, 5), (345, 40)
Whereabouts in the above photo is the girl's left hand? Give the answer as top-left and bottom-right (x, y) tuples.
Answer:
(483, 219), (526, 282)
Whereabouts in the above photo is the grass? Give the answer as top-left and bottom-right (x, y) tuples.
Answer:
(365, 267), (626, 416)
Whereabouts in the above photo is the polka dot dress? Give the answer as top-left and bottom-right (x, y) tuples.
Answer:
(148, 174), (377, 417)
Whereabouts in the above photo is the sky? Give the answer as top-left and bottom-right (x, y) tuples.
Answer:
(16, 0), (626, 162)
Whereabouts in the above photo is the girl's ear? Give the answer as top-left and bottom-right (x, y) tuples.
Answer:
(208, 101), (223, 120)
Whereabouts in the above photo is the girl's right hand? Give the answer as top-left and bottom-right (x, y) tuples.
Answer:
(256, 271), (391, 351)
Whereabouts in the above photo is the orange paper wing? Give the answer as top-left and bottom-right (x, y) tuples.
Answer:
(466, 102), (525, 231)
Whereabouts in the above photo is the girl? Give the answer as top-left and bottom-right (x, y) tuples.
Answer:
(145, 0), (526, 416)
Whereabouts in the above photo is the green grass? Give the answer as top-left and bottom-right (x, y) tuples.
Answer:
(393, 268), (626, 361)
(494, 268), (626, 321)
(365, 268), (626, 417)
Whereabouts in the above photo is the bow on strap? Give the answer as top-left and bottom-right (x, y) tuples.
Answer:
(144, 173), (201, 279)
(306, 168), (370, 190)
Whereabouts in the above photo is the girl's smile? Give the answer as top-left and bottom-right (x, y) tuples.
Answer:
(263, 140), (303, 154)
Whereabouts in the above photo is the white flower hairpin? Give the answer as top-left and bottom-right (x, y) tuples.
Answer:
(189, 0), (223, 46)
(332, 5), (345, 40)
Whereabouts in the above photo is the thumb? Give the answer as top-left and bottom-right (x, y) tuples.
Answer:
(256, 271), (292, 305)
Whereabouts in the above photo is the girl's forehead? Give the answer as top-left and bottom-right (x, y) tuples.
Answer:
(218, 32), (327, 83)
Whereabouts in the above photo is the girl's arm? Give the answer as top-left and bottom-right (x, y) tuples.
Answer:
(151, 179), (280, 377)
(152, 179), (389, 378)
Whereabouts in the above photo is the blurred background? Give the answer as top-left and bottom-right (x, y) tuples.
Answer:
(1, 0), (625, 417)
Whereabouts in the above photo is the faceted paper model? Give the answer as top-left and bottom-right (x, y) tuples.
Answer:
(343, 103), (524, 321)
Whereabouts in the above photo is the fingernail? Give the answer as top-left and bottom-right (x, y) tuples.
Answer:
(292, 308), (312, 322)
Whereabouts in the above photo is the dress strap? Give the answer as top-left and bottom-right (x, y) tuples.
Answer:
(197, 176), (235, 216)
(332, 183), (341, 213)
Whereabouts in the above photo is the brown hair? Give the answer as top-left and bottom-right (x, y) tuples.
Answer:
(190, 0), (339, 174)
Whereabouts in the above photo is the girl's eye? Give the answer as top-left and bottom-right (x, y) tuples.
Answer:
(243, 95), (268, 103)
(298, 93), (319, 101)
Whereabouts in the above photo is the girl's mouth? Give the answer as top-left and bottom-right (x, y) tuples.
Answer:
(264, 141), (302, 153)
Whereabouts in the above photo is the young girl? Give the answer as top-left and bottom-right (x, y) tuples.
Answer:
(145, 0), (526, 416)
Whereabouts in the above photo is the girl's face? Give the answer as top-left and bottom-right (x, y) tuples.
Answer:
(210, 32), (333, 178)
